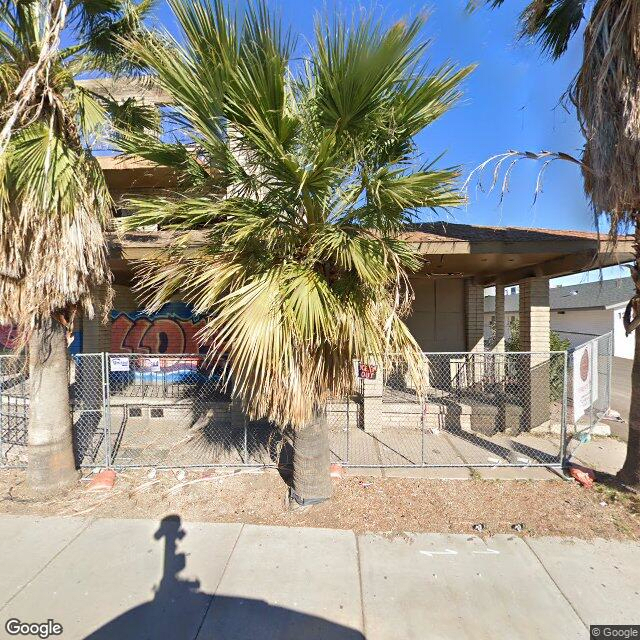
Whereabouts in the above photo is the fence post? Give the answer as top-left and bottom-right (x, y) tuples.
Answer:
(421, 402), (425, 466)
(0, 356), (3, 466)
(607, 332), (613, 414)
(103, 352), (112, 469)
(560, 350), (569, 466)
(345, 395), (350, 465)
(243, 416), (248, 465)
(589, 345), (595, 432)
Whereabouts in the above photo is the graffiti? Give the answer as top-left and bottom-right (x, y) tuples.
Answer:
(110, 302), (213, 355)
(0, 325), (17, 351)
(1, 325), (82, 353)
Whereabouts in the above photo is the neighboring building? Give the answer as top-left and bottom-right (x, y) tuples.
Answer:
(484, 278), (636, 358)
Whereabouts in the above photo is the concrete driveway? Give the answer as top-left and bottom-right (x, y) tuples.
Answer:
(0, 515), (638, 639)
(604, 357), (632, 440)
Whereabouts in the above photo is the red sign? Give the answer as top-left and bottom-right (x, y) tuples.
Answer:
(358, 363), (378, 380)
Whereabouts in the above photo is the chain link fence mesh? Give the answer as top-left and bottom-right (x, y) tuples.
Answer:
(105, 353), (276, 468)
(0, 348), (579, 470)
(565, 333), (613, 457)
(333, 351), (567, 467)
(0, 354), (28, 467)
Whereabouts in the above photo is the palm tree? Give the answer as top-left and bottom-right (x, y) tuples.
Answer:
(470, 0), (640, 487)
(0, 0), (155, 491)
(118, 0), (472, 504)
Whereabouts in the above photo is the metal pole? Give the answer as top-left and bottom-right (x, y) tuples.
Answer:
(559, 350), (569, 466)
(607, 332), (613, 414)
(345, 395), (350, 465)
(0, 357), (3, 466)
(421, 402), (425, 465)
(243, 416), (248, 465)
(103, 352), (112, 468)
(589, 342), (595, 433)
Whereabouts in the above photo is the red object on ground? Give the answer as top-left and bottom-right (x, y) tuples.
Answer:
(568, 464), (596, 488)
(86, 470), (117, 491)
(330, 463), (345, 479)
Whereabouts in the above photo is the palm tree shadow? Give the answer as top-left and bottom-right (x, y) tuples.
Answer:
(84, 515), (365, 640)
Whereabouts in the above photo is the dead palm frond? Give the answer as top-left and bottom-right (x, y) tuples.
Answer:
(0, 0), (155, 343)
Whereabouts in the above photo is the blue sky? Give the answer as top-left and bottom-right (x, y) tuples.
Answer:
(149, 0), (627, 285)
(152, 0), (591, 232)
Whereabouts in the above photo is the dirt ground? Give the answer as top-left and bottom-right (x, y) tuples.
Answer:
(1, 467), (638, 540)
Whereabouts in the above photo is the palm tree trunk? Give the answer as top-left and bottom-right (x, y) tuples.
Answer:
(618, 319), (640, 486)
(617, 220), (640, 488)
(291, 408), (332, 505)
(27, 316), (77, 491)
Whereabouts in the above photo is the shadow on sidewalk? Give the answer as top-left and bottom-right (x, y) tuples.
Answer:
(85, 515), (364, 640)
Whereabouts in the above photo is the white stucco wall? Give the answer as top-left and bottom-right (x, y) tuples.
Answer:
(613, 306), (635, 359)
(484, 303), (634, 359)
(550, 308), (612, 347)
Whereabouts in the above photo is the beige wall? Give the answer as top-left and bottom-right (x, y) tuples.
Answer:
(83, 284), (141, 353)
(405, 278), (465, 352)
(82, 278), (467, 355)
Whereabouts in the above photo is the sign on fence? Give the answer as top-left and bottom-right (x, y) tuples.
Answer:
(109, 356), (130, 372)
(573, 340), (599, 421)
(356, 362), (378, 380)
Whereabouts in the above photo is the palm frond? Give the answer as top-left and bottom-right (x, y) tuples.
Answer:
(468, 0), (587, 59)
(120, 0), (470, 428)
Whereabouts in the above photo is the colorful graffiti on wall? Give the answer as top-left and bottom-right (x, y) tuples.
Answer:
(0, 325), (17, 351)
(1, 325), (82, 354)
(110, 302), (212, 355)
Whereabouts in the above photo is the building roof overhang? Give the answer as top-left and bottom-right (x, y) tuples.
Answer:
(107, 223), (633, 287)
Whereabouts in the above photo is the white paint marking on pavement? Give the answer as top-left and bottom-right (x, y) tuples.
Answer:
(472, 549), (500, 555)
(419, 549), (458, 557)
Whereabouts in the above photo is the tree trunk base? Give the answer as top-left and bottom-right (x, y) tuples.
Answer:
(27, 441), (79, 493)
(616, 467), (640, 489)
(27, 317), (78, 493)
(290, 488), (329, 507)
(291, 410), (332, 505)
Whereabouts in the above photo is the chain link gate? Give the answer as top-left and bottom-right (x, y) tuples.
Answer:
(103, 353), (273, 469)
(327, 351), (568, 468)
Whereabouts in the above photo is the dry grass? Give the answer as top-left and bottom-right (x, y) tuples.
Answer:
(1, 468), (639, 540)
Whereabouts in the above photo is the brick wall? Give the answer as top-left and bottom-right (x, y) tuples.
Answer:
(464, 280), (485, 353)
(519, 278), (550, 352)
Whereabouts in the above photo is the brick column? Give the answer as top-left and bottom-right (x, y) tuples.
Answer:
(493, 286), (505, 352)
(464, 281), (485, 386)
(359, 360), (384, 434)
(519, 277), (550, 430)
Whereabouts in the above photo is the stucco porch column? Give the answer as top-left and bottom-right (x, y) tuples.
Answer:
(464, 281), (485, 385)
(492, 285), (506, 382)
(493, 286), (506, 352)
(518, 277), (551, 430)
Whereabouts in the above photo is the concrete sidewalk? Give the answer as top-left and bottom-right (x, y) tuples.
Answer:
(0, 515), (638, 640)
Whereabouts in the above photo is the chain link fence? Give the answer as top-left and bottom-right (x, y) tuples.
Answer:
(0, 354), (28, 467)
(335, 351), (567, 468)
(0, 349), (583, 471)
(565, 333), (613, 456)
